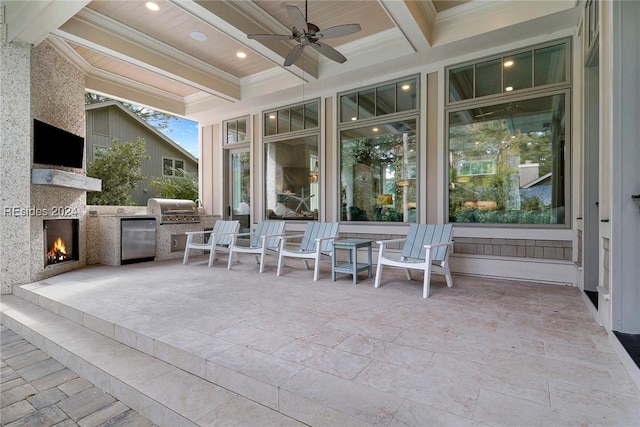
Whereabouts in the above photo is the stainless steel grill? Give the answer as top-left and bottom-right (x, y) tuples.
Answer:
(147, 198), (200, 224)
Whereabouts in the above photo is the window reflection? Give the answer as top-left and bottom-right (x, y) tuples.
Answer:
(448, 94), (566, 225)
(340, 120), (417, 222)
(264, 136), (319, 220)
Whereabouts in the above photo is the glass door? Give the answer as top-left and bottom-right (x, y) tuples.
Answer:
(229, 148), (251, 233)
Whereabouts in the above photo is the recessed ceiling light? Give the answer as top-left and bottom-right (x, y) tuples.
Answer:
(505, 86), (514, 92)
(145, 2), (159, 11)
(190, 31), (208, 42)
(351, 117), (357, 121)
(269, 114), (276, 119)
(401, 84), (411, 91)
(236, 52), (247, 59)
(504, 60), (514, 67)
(372, 127), (379, 132)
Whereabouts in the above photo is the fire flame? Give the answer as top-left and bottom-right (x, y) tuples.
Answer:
(48, 237), (67, 263)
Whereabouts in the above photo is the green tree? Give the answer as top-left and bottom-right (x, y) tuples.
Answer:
(151, 169), (199, 201)
(87, 138), (149, 205)
(85, 92), (174, 131)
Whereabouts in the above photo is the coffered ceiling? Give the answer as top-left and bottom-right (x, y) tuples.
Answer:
(3, 0), (580, 123)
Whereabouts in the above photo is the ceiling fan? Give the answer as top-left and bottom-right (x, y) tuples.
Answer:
(247, 1), (361, 66)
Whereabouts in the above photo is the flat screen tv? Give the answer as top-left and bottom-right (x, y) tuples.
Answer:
(33, 119), (85, 168)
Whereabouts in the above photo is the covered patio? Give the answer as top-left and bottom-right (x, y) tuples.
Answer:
(2, 256), (639, 426)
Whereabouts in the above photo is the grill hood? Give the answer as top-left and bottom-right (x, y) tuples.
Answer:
(147, 198), (199, 223)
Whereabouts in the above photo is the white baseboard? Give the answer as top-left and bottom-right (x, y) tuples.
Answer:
(449, 254), (578, 286)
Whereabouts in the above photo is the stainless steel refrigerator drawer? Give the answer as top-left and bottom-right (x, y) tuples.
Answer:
(121, 218), (156, 263)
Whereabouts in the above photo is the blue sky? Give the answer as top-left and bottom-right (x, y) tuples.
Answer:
(155, 116), (199, 158)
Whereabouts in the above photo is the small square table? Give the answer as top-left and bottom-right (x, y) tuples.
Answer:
(331, 238), (373, 284)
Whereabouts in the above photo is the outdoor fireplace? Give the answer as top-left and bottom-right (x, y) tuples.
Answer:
(44, 219), (79, 266)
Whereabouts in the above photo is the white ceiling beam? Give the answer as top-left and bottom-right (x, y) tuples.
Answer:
(432, 0), (578, 46)
(53, 9), (241, 102)
(3, 0), (90, 45)
(378, 0), (434, 51)
(47, 34), (189, 117)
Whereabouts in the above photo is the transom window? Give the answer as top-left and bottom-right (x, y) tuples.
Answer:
(448, 39), (569, 104)
(264, 100), (319, 136)
(339, 76), (418, 123)
(224, 116), (249, 144)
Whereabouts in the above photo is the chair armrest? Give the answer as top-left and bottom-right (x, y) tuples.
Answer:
(279, 233), (305, 243)
(261, 233), (286, 239)
(424, 241), (454, 249)
(376, 238), (407, 246)
(259, 233), (287, 246)
(185, 231), (209, 236)
(314, 235), (338, 243)
(229, 231), (252, 244)
(233, 232), (252, 238)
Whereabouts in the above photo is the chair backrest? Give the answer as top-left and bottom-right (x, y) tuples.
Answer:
(402, 224), (453, 262)
(250, 220), (286, 249)
(208, 220), (240, 246)
(299, 222), (340, 252)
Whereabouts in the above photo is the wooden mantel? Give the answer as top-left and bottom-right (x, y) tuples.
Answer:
(32, 168), (102, 192)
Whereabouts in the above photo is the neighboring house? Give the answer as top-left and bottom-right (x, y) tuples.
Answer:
(85, 101), (198, 206)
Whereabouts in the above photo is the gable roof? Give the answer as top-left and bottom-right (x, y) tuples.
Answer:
(85, 100), (198, 163)
(521, 172), (552, 189)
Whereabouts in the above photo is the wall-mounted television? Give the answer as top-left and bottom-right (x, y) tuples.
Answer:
(33, 119), (85, 168)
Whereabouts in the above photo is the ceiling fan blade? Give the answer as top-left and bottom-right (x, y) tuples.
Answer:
(287, 5), (308, 34)
(284, 44), (305, 66)
(311, 42), (347, 63)
(317, 24), (361, 39)
(247, 34), (294, 41)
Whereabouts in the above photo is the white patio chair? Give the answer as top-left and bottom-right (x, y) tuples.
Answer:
(227, 220), (286, 272)
(183, 220), (240, 267)
(277, 222), (340, 281)
(374, 223), (454, 298)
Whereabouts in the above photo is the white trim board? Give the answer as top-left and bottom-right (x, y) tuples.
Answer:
(449, 254), (578, 286)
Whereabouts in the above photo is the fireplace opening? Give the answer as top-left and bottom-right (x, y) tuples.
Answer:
(44, 219), (79, 266)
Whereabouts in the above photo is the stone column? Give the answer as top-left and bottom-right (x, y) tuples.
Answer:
(0, 39), (32, 294)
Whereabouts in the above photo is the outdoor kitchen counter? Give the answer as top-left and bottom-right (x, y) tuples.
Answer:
(86, 214), (219, 266)
(155, 215), (218, 261)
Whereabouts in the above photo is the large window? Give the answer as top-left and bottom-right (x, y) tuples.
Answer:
(447, 39), (570, 227)
(338, 76), (419, 223)
(448, 93), (569, 226)
(340, 120), (417, 222)
(263, 100), (320, 221)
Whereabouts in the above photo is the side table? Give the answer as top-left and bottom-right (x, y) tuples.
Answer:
(331, 239), (373, 284)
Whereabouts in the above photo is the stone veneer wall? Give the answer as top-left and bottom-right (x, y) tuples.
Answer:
(30, 40), (87, 282)
(0, 38), (32, 294)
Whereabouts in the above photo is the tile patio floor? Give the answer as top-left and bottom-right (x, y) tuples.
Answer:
(2, 255), (640, 426)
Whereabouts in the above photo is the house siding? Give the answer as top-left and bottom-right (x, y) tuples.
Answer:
(85, 104), (198, 206)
